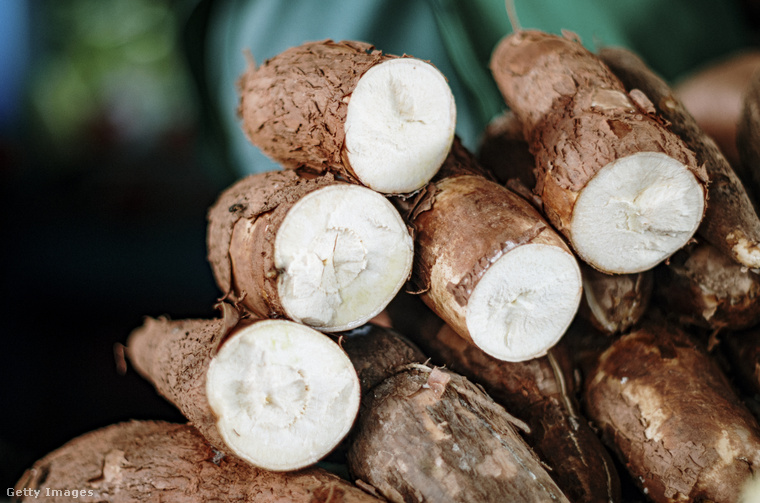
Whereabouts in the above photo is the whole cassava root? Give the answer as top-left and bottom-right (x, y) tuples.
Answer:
(126, 306), (361, 471)
(490, 30), (707, 274)
(13, 421), (382, 502)
(599, 46), (760, 271)
(405, 316), (622, 503)
(344, 360), (570, 502)
(207, 169), (413, 332)
(399, 140), (582, 362)
(653, 240), (760, 331)
(585, 320), (760, 502)
(238, 39), (456, 194)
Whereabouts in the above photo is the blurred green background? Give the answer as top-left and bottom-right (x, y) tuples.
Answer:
(1, 0), (758, 494)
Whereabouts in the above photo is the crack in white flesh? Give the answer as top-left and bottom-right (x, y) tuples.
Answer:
(206, 320), (360, 471)
(344, 58), (456, 194)
(466, 243), (582, 362)
(570, 152), (705, 274)
(275, 185), (413, 332)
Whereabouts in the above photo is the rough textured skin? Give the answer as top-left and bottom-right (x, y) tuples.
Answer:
(125, 307), (242, 455)
(722, 327), (760, 398)
(398, 142), (573, 344)
(13, 421), (382, 502)
(206, 170), (336, 317)
(408, 322), (622, 503)
(238, 40), (393, 180)
(585, 321), (760, 502)
(654, 241), (760, 330)
(580, 265), (653, 335)
(347, 365), (569, 503)
(338, 323), (426, 393)
(599, 46), (760, 270)
(490, 31), (706, 241)
(738, 68), (760, 212)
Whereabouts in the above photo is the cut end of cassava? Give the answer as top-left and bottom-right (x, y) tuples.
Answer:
(344, 58), (456, 194)
(466, 243), (582, 362)
(275, 184), (413, 332)
(206, 320), (360, 471)
(570, 151), (705, 273)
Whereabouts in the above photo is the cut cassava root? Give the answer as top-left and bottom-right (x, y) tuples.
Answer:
(490, 30), (707, 274)
(599, 46), (760, 271)
(207, 170), (413, 331)
(126, 308), (360, 471)
(400, 141), (582, 362)
(14, 421), (382, 502)
(238, 39), (456, 194)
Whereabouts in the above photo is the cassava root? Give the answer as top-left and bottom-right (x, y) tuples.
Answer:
(238, 39), (456, 194)
(126, 306), (360, 471)
(398, 140), (582, 362)
(13, 421), (382, 502)
(207, 169), (413, 331)
(490, 30), (707, 274)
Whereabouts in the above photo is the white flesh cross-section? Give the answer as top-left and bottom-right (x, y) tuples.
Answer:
(206, 320), (360, 471)
(466, 243), (583, 362)
(275, 184), (413, 332)
(344, 58), (456, 194)
(570, 151), (705, 274)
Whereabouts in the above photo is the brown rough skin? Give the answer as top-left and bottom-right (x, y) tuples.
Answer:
(13, 421), (382, 502)
(125, 303), (242, 457)
(489, 31), (706, 244)
(206, 169), (336, 318)
(585, 320), (760, 502)
(599, 46), (760, 271)
(653, 240), (760, 331)
(346, 364), (569, 503)
(237, 39), (393, 182)
(580, 264), (653, 335)
(399, 140), (574, 347)
(407, 320), (622, 503)
(738, 67), (760, 212)
(338, 323), (426, 393)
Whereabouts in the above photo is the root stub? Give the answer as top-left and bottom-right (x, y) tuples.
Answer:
(238, 40), (455, 194)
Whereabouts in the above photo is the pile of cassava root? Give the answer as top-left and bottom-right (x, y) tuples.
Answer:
(13, 31), (760, 503)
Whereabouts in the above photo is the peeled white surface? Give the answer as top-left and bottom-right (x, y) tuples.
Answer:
(275, 184), (413, 331)
(466, 243), (582, 362)
(570, 152), (704, 273)
(206, 320), (360, 471)
(344, 58), (456, 194)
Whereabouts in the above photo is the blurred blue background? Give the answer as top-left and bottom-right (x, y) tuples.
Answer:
(1, 0), (757, 492)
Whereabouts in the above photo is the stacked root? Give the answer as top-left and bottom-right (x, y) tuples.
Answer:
(484, 29), (760, 502)
(18, 31), (760, 503)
